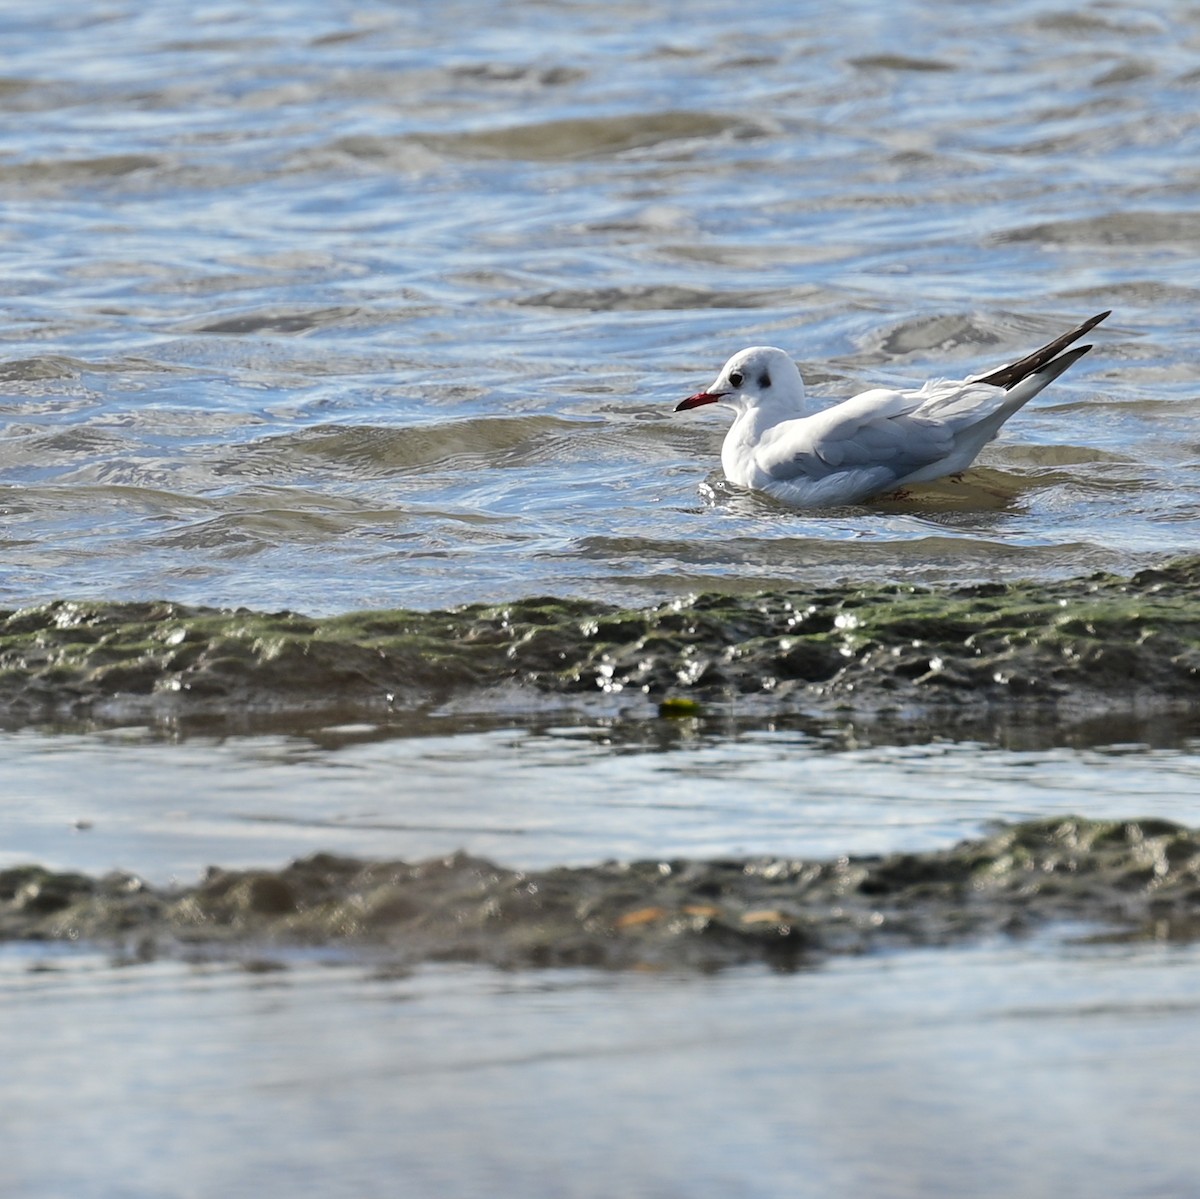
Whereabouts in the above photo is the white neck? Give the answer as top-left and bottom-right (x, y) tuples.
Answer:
(721, 405), (786, 486)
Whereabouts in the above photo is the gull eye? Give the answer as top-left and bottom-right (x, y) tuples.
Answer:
(728, 370), (744, 389)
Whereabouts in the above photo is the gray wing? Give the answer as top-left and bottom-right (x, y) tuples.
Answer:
(763, 390), (957, 487)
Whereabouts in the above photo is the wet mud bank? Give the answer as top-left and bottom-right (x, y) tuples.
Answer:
(5, 818), (1200, 970)
(1, 558), (1199, 727)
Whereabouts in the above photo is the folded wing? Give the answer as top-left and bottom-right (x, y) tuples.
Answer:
(760, 385), (981, 487)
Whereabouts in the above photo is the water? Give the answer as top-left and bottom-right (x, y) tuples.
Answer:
(4, 716), (1200, 884)
(1, 0), (1199, 611)
(6, 942), (1200, 1199)
(3, 0), (1200, 1194)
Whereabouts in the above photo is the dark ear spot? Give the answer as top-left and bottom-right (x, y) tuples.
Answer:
(757, 370), (771, 389)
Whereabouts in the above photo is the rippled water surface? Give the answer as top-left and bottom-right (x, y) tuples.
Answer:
(4, 1), (1200, 1195)
(2, 0), (1199, 611)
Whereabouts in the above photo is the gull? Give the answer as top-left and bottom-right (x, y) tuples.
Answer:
(675, 310), (1110, 508)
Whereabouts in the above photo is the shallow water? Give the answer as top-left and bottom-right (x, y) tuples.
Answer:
(4, 715), (1200, 884)
(6, 940), (1200, 1199)
(4, 0), (1200, 1193)
(1, 0), (1199, 612)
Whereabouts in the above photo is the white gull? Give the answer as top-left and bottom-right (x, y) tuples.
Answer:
(675, 310), (1110, 508)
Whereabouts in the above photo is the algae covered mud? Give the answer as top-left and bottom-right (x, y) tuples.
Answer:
(3, 557), (1199, 970)
(2, 556), (1199, 725)
(5, 816), (1199, 971)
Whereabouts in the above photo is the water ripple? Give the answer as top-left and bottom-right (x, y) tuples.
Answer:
(0, 0), (1197, 612)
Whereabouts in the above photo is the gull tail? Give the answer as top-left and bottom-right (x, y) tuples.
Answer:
(970, 343), (1096, 449)
(943, 323), (1106, 470)
(974, 310), (1110, 391)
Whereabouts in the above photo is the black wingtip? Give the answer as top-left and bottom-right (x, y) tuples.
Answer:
(1030, 343), (1093, 384)
(978, 310), (1111, 391)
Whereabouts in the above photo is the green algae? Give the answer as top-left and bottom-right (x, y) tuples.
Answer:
(1, 558), (1199, 722)
(5, 817), (1200, 971)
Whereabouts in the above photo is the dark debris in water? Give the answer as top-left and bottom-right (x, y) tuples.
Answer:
(5, 817), (1200, 971)
(0, 557), (1198, 724)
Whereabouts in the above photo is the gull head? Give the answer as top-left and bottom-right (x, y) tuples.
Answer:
(675, 346), (805, 415)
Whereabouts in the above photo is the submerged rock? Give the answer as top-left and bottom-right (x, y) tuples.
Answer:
(0, 557), (1198, 723)
(4, 818), (1200, 970)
